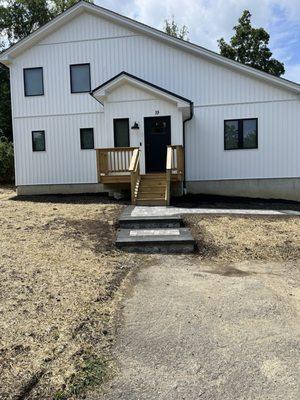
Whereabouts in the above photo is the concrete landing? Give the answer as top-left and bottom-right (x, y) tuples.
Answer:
(118, 206), (182, 229)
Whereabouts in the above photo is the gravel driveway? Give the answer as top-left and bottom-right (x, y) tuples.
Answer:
(98, 255), (300, 400)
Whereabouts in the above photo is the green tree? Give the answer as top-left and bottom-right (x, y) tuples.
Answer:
(50, 0), (93, 14)
(0, 0), (52, 44)
(0, 137), (14, 182)
(218, 10), (284, 77)
(0, 63), (12, 141)
(164, 17), (189, 41)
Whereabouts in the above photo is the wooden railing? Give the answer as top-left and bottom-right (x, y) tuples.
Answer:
(166, 145), (184, 205)
(96, 147), (138, 181)
(129, 148), (140, 204)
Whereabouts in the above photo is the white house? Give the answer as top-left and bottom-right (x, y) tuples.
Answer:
(0, 0), (299, 203)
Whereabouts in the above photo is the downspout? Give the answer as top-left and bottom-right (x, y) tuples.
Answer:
(182, 102), (194, 194)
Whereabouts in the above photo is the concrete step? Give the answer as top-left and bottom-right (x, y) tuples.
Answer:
(119, 207), (182, 229)
(116, 227), (195, 253)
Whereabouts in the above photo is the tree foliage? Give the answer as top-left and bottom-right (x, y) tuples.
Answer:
(50, 0), (93, 15)
(0, 137), (14, 182)
(0, 64), (12, 141)
(0, 0), (52, 44)
(218, 10), (284, 77)
(164, 17), (189, 41)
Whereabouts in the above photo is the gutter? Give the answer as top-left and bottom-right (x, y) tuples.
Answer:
(182, 102), (194, 193)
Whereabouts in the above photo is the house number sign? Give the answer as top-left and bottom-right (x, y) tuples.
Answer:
(155, 110), (159, 115)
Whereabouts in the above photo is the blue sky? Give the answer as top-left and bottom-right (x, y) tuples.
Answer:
(95, 0), (300, 83)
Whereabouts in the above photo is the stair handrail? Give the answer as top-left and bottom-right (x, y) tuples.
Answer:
(129, 148), (140, 204)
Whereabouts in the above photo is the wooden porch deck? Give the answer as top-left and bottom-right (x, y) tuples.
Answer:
(95, 145), (184, 205)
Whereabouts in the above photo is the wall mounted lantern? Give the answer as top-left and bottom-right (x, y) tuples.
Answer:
(131, 122), (139, 130)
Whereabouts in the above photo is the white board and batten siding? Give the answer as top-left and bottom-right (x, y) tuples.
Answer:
(8, 9), (300, 188)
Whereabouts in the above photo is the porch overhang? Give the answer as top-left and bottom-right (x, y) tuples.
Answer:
(90, 71), (193, 119)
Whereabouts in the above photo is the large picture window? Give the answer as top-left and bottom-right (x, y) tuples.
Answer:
(24, 67), (44, 96)
(114, 118), (130, 147)
(80, 128), (94, 149)
(224, 118), (258, 150)
(32, 131), (46, 151)
(70, 64), (91, 93)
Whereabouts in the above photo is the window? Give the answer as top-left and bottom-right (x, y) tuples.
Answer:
(224, 118), (258, 150)
(32, 131), (46, 151)
(24, 67), (44, 96)
(70, 64), (91, 93)
(114, 119), (130, 147)
(80, 128), (94, 149)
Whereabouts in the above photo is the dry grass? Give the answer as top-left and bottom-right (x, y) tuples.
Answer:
(185, 214), (300, 262)
(0, 187), (145, 400)
(1, 185), (299, 399)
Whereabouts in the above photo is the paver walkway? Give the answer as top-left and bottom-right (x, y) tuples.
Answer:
(131, 205), (299, 217)
(97, 255), (300, 400)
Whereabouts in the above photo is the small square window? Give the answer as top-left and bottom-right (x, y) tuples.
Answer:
(70, 64), (91, 93)
(32, 131), (46, 151)
(224, 118), (257, 150)
(24, 68), (44, 96)
(80, 128), (94, 149)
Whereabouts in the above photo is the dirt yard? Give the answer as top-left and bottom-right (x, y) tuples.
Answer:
(0, 186), (299, 399)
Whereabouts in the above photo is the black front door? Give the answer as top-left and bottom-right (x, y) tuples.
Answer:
(144, 116), (171, 173)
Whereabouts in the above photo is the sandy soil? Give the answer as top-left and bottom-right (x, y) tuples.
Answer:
(0, 187), (146, 400)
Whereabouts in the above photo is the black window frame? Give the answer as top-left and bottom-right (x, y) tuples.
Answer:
(113, 118), (130, 148)
(23, 67), (44, 97)
(80, 127), (94, 150)
(32, 130), (46, 152)
(70, 63), (91, 94)
(224, 118), (258, 150)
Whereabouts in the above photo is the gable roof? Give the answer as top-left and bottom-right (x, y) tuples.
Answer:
(90, 71), (193, 119)
(1, 0), (300, 94)
(91, 71), (192, 105)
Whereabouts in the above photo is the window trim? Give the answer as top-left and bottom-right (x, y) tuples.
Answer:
(224, 118), (258, 150)
(113, 118), (130, 148)
(32, 130), (46, 152)
(24, 67), (44, 97)
(80, 127), (94, 150)
(70, 63), (91, 94)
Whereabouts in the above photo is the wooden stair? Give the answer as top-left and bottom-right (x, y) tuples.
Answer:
(135, 173), (167, 206)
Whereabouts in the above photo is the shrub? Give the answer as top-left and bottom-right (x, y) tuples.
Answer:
(0, 137), (14, 183)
